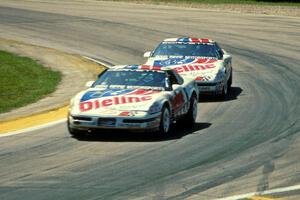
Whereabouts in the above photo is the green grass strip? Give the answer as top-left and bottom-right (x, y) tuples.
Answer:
(0, 50), (61, 113)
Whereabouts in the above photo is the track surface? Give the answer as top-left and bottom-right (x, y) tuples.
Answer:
(0, 1), (299, 199)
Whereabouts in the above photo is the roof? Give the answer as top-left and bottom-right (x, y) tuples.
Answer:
(163, 37), (214, 43)
(111, 65), (166, 71)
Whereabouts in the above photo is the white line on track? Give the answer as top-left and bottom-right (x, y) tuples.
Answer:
(216, 184), (300, 200)
(0, 119), (66, 138)
(83, 56), (113, 68)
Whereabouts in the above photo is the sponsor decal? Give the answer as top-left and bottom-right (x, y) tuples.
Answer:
(196, 76), (211, 81)
(80, 96), (152, 112)
(153, 58), (217, 74)
(173, 64), (216, 74)
(118, 111), (138, 116)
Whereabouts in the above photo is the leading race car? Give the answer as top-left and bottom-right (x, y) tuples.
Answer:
(68, 65), (199, 136)
(144, 38), (233, 96)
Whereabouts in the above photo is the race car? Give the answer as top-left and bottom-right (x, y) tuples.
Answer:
(144, 38), (232, 96)
(68, 65), (198, 136)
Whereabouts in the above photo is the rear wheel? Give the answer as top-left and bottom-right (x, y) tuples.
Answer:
(158, 106), (171, 134)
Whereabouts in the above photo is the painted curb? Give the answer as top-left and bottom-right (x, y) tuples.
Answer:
(0, 56), (110, 136)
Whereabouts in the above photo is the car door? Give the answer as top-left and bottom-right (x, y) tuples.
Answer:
(167, 71), (188, 117)
(215, 43), (231, 81)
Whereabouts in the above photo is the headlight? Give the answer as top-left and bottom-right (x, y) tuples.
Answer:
(215, 68), (226, 81)
(148, 102), (161, 114)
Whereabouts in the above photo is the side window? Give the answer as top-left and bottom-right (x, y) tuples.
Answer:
(173, 72), (184, 85)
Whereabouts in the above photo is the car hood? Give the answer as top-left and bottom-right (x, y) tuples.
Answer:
(146, 56), (224, 81)
(70, 88), (165, 117)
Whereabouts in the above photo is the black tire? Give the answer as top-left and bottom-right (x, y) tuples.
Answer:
(184, 95), (198, 125)
(220, 80), (228, 98)
(158, 105), (171, 134)
(228, 69), (232, 89)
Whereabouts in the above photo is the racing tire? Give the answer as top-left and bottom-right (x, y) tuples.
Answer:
(220, 80), (228, 98)
(184, 95), (198, 126)
(228, 70), (232, 88)
(67, 119), (85, 137)
(158, 106), (171, 134)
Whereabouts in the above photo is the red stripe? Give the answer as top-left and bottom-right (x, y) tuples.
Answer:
(140, 65), (151, 70)
(152, 66), (162, 70)
(200, 38), (210, 43)
(191, 38), (200, 43)
(196, 76), (204, 81)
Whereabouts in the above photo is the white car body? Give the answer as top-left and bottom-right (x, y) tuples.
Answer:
(68, 65), (198, 133)
(144, 38), (233, 95)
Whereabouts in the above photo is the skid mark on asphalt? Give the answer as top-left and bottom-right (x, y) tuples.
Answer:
(257, 161), (275, 192)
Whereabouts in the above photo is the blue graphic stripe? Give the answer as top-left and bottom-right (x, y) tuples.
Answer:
(80, 89), (134, 102)
(123, 65), (139, 70)
(153, 58), (195, 67)
(177, 38), (190, 42)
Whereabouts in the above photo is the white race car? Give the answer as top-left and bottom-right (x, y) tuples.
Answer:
(144, 38), (232, 96)
(68, 65), (198, 136)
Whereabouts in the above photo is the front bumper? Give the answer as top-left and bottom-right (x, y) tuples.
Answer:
(197, 81), (224, 94)
(68, 113), (161, 131)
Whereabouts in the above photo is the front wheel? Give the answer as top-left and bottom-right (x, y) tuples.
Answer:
(185, 95), (198, 125)
(158, 106), (171, 134)
(220, 80), (228, 98)
(228, 70), (232, 88)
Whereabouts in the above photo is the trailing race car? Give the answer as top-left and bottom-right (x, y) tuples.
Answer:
(144, 38), (232, 96)
(68, 65), (198, 136)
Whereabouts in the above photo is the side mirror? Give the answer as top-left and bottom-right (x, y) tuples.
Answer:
(85, 81), (94, 88)
(218, 49), (224, 60)
(172, 84), (181, 90)
(143, 51), (152, 58)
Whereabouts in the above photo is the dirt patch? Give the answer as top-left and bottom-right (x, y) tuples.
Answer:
(106, 0), (300, 17)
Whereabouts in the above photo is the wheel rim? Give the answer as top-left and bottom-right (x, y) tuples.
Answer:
(192, 99), (197, 121)
(162, 109), (170, 133)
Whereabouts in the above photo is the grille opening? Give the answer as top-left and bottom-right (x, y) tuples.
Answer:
(123, 118), (156, 123)
(98, 118), (116, 126)
(73, 116), (92, 121)
(197, 82), (217, 86)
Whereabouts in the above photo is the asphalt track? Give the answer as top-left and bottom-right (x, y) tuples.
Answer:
(0, 1), (300, 199)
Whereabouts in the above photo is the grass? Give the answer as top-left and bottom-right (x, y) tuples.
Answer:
(0, 50), (61, 114)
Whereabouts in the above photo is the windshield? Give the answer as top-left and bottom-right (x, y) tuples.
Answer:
(93, 70), (167, 89)
(152, 42), (218, 58)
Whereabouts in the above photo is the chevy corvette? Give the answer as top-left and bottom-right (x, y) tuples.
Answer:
(144, 38), (232, 96)
(68, 65), (198, 136)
